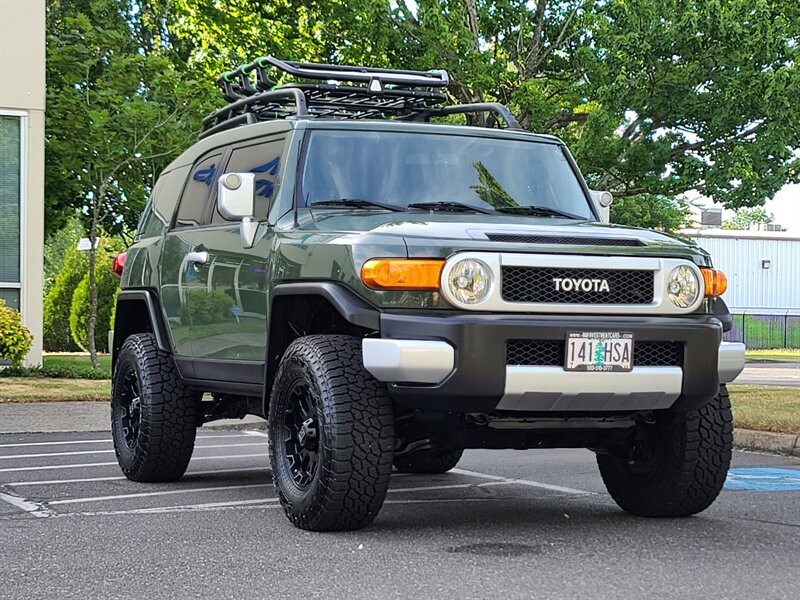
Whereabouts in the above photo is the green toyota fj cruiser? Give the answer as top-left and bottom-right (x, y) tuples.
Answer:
(111, 58), (745, 531)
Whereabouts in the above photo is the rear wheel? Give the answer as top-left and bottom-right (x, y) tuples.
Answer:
(597, 385), (732, 517)
(111, 333), (198, 482)
(393, 447), (464, 474)
(268, 335), (394, 531)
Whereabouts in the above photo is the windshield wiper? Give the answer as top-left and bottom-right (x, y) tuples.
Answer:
(407, 201), (495, 215)
(495, 205), (583, 220)
(309, 198), (405, 212)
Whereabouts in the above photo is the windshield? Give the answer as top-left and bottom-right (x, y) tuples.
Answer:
(300, 129), (595, 220)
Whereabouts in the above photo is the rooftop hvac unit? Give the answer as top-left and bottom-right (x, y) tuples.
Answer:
(700, 208), (723, 226)
(764, 223), (783, 232)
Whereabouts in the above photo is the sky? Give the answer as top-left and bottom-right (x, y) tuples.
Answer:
(693, 184), (800, 233)
(765, 185), (800, 232)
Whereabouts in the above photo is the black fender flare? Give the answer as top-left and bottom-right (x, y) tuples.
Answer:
(112, 289), (172, 369)
(270, 282), (381, 330)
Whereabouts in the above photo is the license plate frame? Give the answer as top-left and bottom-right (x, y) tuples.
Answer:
(564, 332), (634, 372)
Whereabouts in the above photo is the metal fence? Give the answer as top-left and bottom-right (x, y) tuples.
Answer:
(724, 310), (800, 349)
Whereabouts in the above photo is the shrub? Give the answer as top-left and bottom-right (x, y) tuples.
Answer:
(0, 301), (33, 366)
(69, 243), (120, 353)
(43, 244), (87, 352)
(44, 216), (83, 296)
(0, 364), (110, 380)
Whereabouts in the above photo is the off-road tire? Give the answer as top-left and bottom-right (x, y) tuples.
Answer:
(597, 385), (733, 517)
(268, 335), (394, 531)
(111, 333), (198, 482)
(394, 447), (464, 474)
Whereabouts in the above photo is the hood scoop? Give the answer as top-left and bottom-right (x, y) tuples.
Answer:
(485, 233), (644, 247)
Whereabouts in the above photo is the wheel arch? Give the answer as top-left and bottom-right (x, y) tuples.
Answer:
(265, 283), (381, 414)
(112, 289), (172, 372)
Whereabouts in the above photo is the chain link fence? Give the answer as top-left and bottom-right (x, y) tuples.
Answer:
(724, 310), (800, 349)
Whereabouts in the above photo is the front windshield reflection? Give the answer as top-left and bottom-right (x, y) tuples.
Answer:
(301, 130), (594, 219)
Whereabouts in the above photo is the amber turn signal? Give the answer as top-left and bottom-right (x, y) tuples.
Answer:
(361, 259), (444, 290)
(701, 267), (727, 297)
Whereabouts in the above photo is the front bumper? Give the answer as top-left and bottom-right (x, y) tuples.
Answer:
(362, 312), (745, 413)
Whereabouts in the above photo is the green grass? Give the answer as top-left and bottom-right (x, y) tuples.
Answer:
(745, 349), (800, 362)
(43, 352), (112, 373)
(729, 385), (800, 434)
(0, 377), (110, 402)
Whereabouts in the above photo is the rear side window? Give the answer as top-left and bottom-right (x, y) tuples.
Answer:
(212, 138), (286, 223)
(175, 153), (223, 228)
(138, 166), (190, 239)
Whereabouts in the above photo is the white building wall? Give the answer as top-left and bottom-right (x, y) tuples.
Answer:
(685, 232), (800, 310)
(0, 0), (46, 366)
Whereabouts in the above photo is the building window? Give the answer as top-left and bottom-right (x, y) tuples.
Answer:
(0, 115), (21, 311)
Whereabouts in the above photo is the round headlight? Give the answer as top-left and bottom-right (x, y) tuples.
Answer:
(667, 265), (700, 308)
(446, 259), (493, 305)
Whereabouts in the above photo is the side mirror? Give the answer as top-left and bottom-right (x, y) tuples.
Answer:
(589, 190), (613, 223)
(218, 173), (258, 248)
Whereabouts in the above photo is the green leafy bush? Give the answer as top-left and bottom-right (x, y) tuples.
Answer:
(69, 244), (120, 353)
(0, 301), (33, 366)
(43, 244), (86, 351)
(0, 363), (110, 380)
(44, 216), (83, 296)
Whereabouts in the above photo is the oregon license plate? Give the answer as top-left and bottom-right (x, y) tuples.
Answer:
(565, 332), (633, 372)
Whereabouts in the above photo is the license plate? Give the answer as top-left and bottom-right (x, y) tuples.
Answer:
(565, 332), (633, 372)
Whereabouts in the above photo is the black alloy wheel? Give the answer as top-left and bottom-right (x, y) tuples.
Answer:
(118, 367), (142, 449)
(283, 381), (320, 488)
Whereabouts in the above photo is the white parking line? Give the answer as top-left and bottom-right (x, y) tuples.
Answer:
(451, 468), (594, 495)
(0, 434), (247, 449)
(242, 430), (269, 438)
(384, 497), (497, 506)
(8, 466), (271, 487)
(0, 442), (266, 461)
(0, 453), (267, 473)
(49, 483), (273, 505)
(0, 491), (53, 518)
(71, 497), (280, 516)
(69, 497), (504, 517)
(388, 482), (504, 494)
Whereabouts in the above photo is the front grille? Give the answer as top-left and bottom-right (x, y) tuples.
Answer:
(506, 340), (683, 367)
(487, 234), (643, 247)
(501, 266), (654, 304)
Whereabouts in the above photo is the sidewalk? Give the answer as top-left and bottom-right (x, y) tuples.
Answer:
(735, 363), (800, 388)
(0, 401), (265, 434)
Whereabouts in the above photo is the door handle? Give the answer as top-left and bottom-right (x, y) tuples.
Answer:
(186, 251), (209, 265)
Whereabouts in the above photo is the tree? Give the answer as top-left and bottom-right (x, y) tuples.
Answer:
(43, 243), (86, 352)
(167, 0), (800, 218)
(43, 215), (83, 296)
(722, 207), (775, 230)
(611, 195), (691, 231)
(46, 0), (213, 366)
(69, 240), (120, 353)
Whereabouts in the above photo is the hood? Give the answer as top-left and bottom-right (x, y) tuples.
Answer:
(298, 209), (708, 263)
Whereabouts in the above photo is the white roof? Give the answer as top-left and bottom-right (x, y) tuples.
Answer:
(679, 228), (800, 242)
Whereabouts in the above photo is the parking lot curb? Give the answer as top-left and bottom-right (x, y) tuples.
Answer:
(204, 419), (266, 432)
(734, 428), (800, 456)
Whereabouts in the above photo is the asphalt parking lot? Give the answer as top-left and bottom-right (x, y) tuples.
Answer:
(1, 430), (799, 600)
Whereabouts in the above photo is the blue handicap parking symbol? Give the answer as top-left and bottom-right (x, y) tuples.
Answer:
(724, 467), (800, 491)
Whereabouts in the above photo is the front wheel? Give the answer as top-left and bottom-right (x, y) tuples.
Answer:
(268, 335), (394, 531)
(597, 385), (733, 517)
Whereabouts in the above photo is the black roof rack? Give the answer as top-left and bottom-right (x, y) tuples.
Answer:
(200, 57), (522, 139)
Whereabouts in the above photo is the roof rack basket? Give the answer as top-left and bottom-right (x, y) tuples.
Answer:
(200, 57), (521, 139)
